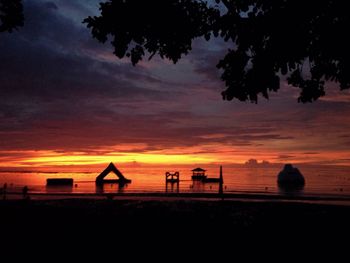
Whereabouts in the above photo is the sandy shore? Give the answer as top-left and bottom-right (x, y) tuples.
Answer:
(2, 197), (350, 232)
(1, 197), (349, 258)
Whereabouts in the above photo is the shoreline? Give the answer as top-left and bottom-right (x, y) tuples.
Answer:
(2, 197), (350, 230)
(2, 191), (350, 205)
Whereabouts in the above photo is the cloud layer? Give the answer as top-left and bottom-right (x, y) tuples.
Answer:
(1, 0), (350, 167)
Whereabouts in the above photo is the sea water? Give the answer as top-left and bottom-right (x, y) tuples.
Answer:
(1, 165), (350, 197)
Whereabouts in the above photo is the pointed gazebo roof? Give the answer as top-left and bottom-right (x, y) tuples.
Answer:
(95, 162), (131, 185)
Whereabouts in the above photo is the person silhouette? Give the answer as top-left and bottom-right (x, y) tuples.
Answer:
(3, 183), (7, 200)
(22, 186), (29, 200)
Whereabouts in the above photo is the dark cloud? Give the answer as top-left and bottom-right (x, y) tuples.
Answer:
(44, 2), (58, 10)
(0, 112), (295, 152)
(0, 1), (175, 123)
(189, 37), (230, 87)
(0, 0), (350, 165)
(276, 155), (296, 160)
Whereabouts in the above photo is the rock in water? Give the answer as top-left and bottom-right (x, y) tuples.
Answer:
(277, 164), (305, 187)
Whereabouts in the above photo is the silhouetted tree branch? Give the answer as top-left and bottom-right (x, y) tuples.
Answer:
(0, 0), (23, 32)
(85, 0), (350, 103)
(84, 0), (219, 65)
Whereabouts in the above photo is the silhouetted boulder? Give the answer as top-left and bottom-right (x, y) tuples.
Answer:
(277, 164), (305, 187)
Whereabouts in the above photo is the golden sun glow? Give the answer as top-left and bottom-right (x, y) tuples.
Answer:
(1, 143), (349, 170)
(0, 149), (216, 168)
(21, 152), (214, 166)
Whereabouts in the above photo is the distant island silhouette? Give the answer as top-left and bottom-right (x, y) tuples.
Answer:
(244, 159), (271, 167)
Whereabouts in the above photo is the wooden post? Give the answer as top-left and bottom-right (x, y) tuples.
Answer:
(2, 183), (7, 200)
(219, 166), (224, 199)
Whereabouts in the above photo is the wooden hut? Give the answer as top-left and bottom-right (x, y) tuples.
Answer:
(95, 162), (131, 185)
(46, 178), (73, 186)
(191, 167), (207, 180)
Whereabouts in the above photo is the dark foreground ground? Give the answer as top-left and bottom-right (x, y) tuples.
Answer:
(1, 198), (349, 257)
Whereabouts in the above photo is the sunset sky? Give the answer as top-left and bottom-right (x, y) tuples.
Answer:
(1, 0), (350, 170)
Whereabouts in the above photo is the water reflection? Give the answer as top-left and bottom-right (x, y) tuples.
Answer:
(2, 165), (350, 196)
(191, 181), (205, 192)
(278, 185), (305, 196)
(46, 185), (73, 193)
(165, 181), (179, 193)
(95, 182), (129, 194)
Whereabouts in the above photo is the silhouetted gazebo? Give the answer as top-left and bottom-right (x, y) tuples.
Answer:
(95, 162), (131, 185)
(191, 167), (207, 180)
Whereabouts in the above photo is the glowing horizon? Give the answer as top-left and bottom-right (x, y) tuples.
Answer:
(1, 146), (349, 170)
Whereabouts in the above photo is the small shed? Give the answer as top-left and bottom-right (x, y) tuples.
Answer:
(96, 162), (131, 185)
(191, 167), (207, 180)
(47, 178), (73, 186)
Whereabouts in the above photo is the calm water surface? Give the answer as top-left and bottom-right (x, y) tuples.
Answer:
(1, 165), (350, 197)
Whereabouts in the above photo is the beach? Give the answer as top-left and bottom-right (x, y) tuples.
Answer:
(1, 196), (350, 260)
(2, 169), (350, 253)
(2, 197), (350, 235)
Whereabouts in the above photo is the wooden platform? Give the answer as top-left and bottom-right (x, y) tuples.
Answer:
(96, 179), (132, 184)
(191, 175), (207, 180)
(203, 178), (221, 183)
(46, 178), (73, 186)
(166, 179), (180, 183)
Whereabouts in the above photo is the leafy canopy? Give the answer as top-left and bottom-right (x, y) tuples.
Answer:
(84, 0), (350, 103)
(0, 0), (23, 33)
